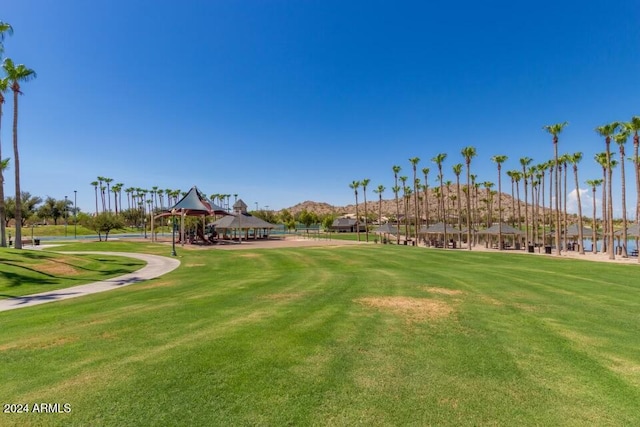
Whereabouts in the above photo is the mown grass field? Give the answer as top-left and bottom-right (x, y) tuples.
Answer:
(1, 241), (639, 426)
(0, 249), (145, 298)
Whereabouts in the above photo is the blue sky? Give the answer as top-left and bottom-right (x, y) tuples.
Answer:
(2, 0), (640, 215)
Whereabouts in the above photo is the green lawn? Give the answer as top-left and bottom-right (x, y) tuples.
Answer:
(1, 242), (639, 426)
(0, 249), (145, 298)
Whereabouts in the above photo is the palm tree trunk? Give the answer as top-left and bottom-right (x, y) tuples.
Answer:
(620, 146), (628, 257)
(554, 141), (561, 256)
(12, 87), (22, 249)
(574, 165), (585, 255)
(602, 167), (608, 254)
(592, 187), (598, 254)
(606, 141), (615, 259)
(563, 163), (568, 252)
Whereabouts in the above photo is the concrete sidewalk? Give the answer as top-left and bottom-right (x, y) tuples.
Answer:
(0, 251), (180, 312)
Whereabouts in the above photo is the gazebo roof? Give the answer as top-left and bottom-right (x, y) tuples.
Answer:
(212, 213), (276, 230)
(479, 223), (524, 235)
(374, 223), (398, 234)
(418, 222), (459, 234)
(169, 186), (226, 215)
(564, 224), (596, 238)
(614, 223), (640, 237)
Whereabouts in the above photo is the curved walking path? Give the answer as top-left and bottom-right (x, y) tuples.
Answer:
(0, 252), (181, 312)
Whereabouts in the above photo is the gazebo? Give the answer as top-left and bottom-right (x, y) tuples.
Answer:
(478, 223), (524, 249)
(373, 223), (398, 243)
(211, 199), (276, 241)
(418, 222), (460, 248)
(153, 186), (227, 244)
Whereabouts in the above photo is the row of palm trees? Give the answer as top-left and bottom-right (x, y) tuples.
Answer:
(0, 21), (37, 249)
(350, 119), (640, 261)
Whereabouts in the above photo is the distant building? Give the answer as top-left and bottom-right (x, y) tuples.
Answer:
(331, 217), (365, 233)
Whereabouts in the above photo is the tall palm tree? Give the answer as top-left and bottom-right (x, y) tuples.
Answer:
(536, 163), (547, 247)
(3, 58), (37, 250)
(400, 176), (409, 240)
(104, 177), (113, 211)
(543, 121), (568, 256)
(392, 185), (401, 242)
(349, 180), (361, 241)
(0, 77), (8, 247)
(506, 170), (517, 226)
(361, 178), (370, 242)
(392, 165), (401, 244)
(568, 152), (585, 254)
(432, 153), (447, 247)
(520, 157), (533, 248)
(586, 179), (603, 254)
(0, 157), (8, 246)
(624, 117), (640, 229)
(374, 185), (385, 226)
(89, 181), (99, 214)
(595, 122), (619, 260)
(409, 157), (420, 240)
(595, 152), (609, 254)
(491, 155), (508, 249)
(452, 163), (463, 246)
(422, 167), (430, 228)
(513, 171), (523, 231)
(461, 146), (477, 250)
(614, 130), (630, 257)
(559, 153), (571, 252)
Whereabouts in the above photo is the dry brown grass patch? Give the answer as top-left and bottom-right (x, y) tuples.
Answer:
(184, 263), (206, 267)
(356, 297), (454, 323)
(34, 260), (81, 276)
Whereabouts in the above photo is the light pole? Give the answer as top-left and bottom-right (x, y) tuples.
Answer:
(255, 202), (259, 211)
(171, 209), (177, 256)
(64, 195), (68, 237)
(74, 190), (77, 239)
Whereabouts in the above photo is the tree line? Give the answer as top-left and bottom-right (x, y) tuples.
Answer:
(349, 120), (640, 261)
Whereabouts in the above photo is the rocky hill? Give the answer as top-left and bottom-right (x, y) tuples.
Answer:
(280, 186), (574, 223)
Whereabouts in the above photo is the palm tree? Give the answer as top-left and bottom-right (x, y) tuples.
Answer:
(520, 157), (533, 248)
(506, 170), (517, 226)
(104, 177), (113, 211)
(0, 157), (8, 246)
(586, 179), (603, 253)
(392, 185), (401, 242)
(595, 122), (619, 260)
(461, 146), (477, 250)
(559, 153), (571, 252)
(392, 165), (401, 244)
(361, 178), (370, 242)
(400, 176), (409, 240)
(0, 77), (8, 247)
(349, 180), (361, 241)
(543, 121), (568, 256)
(568, 152), (585, 254)
(374, 185), (385, 226)
(452, 163), (463, 246)
(409, 157), (420, 241)
(614, 130), (630, 257)
(491, 155), (508, 249)
(513, 171), (523, 231)
(89, 181), (99, 214)
(3, 58), (37, 249)
(422, 167), (430, 228)
(432, 153), (447, 247)
(595, 152), (609, 253)
(0, 21), (13, 52)
(624, 117), (640, 229)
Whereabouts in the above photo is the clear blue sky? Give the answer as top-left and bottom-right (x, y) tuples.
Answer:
(2, 0), (640, 216)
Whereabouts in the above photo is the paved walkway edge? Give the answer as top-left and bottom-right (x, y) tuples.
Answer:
(0, 252), (181, 312)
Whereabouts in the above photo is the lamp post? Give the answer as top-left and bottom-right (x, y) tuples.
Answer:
(144, 218), (147, 239)
(74, 190), (77, 239)
(255, 202), (259, 211)
(64, 195), (68, 237)
(171, 209), (177, 256)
